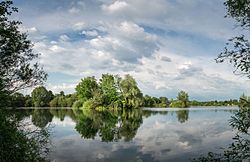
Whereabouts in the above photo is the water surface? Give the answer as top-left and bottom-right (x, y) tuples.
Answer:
(14, 107), (238, 162)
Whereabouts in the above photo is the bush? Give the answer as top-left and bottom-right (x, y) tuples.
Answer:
(72, 100), (84, 109)
(170, 100), (185, 108)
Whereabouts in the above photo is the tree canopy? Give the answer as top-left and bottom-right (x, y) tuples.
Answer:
(216, 0), (250, 77)
(75, 77), (99, 102)
(31, 86), (53, 107)
(74, 74), (143, 109)
(0, 1), (47, 95)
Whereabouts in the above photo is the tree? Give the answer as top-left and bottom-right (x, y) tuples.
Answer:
(216, 0), (250, 77)
(143, 95), (154, 107)
(31, 86), (53, 107)
(0, 1), (49, 161)
(0, 109), (50, 162)
(120, 74), (143, 108)
(99, 74), (119, 106)
(0, 1), (47, 95)
(75, 76), (99, 102)
(159, 97), (170, 107)
(177, 91), (189, 108)
(10, 92), (25, 107)
(24, 95), (32, 107)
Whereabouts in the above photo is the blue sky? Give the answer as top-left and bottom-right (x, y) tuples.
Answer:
(13, 0), (250, 100)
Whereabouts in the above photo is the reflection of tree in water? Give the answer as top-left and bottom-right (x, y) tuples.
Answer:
(31, 109), (53, 128)
(119, 109), (143, 141)
(0, 109), (50, 162)
(75, 109), (144, 142)
(176, 110), (189, 123)
(49, 109), (78, 122)
(142, 110), (168, 118)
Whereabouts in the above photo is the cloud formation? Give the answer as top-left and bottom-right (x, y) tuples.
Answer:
(15, 0), (250, 99)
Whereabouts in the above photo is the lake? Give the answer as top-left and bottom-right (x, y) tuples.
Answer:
(14, 107), (238, 162)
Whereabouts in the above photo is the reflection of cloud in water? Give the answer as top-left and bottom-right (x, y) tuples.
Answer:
(47, 108), (236, 162)
(50, 134), (155, 162)
(133, 111), (235, 161)
(51, 117), (76, 127)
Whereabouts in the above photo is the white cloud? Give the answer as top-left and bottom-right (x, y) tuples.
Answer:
(19, 25), (38, 33)
(47, 83), (77, 94)
(102, 1), (128, 13)
(68, 7), (80, 14)
(73, 22), (86, 31)
(15, 0), (250, 99)
(82, 30), (98, 37)
(87, 21), (159, 63)
(59, 34), (70, 42)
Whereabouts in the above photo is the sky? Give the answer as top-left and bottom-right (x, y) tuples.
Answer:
(12, 0), (250, 101)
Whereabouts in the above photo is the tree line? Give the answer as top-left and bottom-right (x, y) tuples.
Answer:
(9, 74), (241, 109)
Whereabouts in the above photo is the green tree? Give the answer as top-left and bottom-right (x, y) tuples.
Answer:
(50, 91), (76, 107)
(159, 97), (170, 107)
(143, 95), (154, 107)
(65, 94), (77, 107)
(10, 92), (25, 107)
(120, 74), (143, 108)
(177, 91), (189, 108)
(216, 0), (250, 77)
(0, 109), (50, 162)
(24, 95), (32, 107)
(0, 1), (47, 95)
(170, 100), (185, 108)
(99, 74), (119, 106)
(75, 76), (99, 102)
(31, 86), (53, 107)
(0, 78), (9, 107)
(0, 1), (49, 161)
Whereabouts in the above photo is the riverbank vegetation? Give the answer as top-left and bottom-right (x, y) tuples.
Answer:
(8, 79), (241, 109)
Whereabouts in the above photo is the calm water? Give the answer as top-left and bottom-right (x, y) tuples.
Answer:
(14, 107), (238, 162)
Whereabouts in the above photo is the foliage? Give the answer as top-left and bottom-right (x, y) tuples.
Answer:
(72, 100), (84, 109)
(217, 35), (250, 77)
(75, 74), (143, 109)
(0, 110), (50, 162)
(190, 99), (239, 107)
(216, 0), (250, 77)
(0, 1), (47, 94)
(0, 1), (50, 161)
(177, 90), (189, 107)
(99, 74), (119, 105)
(120, 74), (143, 108)
(170, 100), (186, 108)
(0, 78), (9, 107)
(224, 0), (250, 28)
(49, 93), (77, 107)
(31, 86), (53, 107)
(75, 109), (143, 142)
(143, 95), (170, 107)
(10, 92), (25, 107)
(75, 77), (99, 102)
(24, 95), (32, 107)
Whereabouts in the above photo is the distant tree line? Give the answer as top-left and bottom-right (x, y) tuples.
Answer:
(189, 99), (239, 107)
